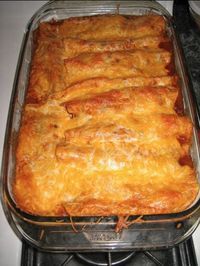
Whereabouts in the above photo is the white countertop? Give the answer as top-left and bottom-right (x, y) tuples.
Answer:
(0, 1), (199, 265)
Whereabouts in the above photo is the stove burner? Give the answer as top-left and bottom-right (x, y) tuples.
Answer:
(76, 252), (136, 266)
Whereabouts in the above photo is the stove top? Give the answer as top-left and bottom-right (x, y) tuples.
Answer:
(21, 238), (197, 266)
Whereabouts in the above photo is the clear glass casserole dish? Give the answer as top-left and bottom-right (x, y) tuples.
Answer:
(1, 0), (200, 251)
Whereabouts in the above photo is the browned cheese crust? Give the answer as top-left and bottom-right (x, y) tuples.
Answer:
(14, 14), (199, 216)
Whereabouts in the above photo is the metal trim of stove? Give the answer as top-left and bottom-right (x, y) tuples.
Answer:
(20, 238), (198, 266)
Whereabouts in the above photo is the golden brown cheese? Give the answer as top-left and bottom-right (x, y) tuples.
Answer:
(63, 115), (192, 144)
(27, 15), (170, 104)
(38, 14), (166, 41)
(27, 38), (66, 104)
(63, 35), (171, 58)
(64, 49), (172, 86)
(50, 76), (178, 103)
(14, 14), (199, 217)
(62, 86), (178, 116)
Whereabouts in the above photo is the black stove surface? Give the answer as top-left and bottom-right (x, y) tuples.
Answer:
(21, 238), (197, 266)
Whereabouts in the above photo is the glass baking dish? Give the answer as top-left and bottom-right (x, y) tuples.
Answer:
(1, 0), (200, 252)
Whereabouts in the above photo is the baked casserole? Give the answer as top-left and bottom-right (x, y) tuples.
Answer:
(13, 14), (199, 216)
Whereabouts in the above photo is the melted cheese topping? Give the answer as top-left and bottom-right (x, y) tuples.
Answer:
(62, 86), (178, 116)
(63, 35), (171, 59)
(14, 14), (199, 216)
(64, 49), (172, 86)
(38, 14), (166, 41)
